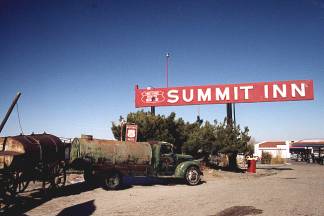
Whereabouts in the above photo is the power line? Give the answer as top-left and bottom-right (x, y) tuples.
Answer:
(16, 102), (24, 135)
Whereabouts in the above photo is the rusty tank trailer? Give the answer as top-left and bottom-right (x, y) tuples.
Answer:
(0, 133), (70, 169)
(0, 133), (71, 195)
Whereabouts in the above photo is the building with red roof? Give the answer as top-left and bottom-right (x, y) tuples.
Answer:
(254, 139), (324, 159)
(254, 141), (290, 158)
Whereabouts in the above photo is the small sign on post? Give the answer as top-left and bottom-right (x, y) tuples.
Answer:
(126, 124), (138, 142)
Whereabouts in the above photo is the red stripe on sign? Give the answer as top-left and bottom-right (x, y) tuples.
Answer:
(135, 80), (314, 107)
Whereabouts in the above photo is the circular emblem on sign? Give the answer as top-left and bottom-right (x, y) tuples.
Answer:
(141, 90), (165, 103)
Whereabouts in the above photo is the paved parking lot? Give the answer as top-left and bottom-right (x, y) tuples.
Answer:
(8, 163), (324, 215)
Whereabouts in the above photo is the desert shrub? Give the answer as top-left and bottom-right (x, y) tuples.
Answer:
(261, 152), (272, 164)
(271, 154), (286, 164)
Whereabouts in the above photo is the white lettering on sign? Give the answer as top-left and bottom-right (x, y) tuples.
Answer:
(167, 90), (179, 103)
(234, 87), (238, 100)
(198, 88), (211, 102)
(273, 84), (287, 98)
(215, 87), (230, 100)
(183, 89), (194, 102)
(291, 83), (305, 97)
(264, 85), (269, 99)
(136, 80), (313, 107)
(240, 86), (254, 100)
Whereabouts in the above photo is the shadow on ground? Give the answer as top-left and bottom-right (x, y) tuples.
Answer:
(208, 164), (246, 173)
(3, 182), (100, 215)
(107, 176), (205, 190)
(123, 176), (181, 186)
(2, 176), (205, 215)
(257, 167), (293, 171)
(56, 200), (96, 216)
(211, 206), (263, 216)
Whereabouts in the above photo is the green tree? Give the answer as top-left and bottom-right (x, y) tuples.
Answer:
(182, 121), (216, 158)
(247, 137), (257, 155)
(214, 119), (251, 169)
(182, 119), (251, 163)
(111, 111), (187, 153)
(112, 112), (251, 169)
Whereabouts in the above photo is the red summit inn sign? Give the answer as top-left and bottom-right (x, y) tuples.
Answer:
(135, 80), (314, 107)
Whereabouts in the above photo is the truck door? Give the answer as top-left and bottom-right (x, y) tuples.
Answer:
(159, 144), (176, 175)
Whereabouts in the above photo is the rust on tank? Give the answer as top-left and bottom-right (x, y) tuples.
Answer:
(71, 135), (152, 169)
(0, 133), (71, 169)
(81, 134), (93, 140)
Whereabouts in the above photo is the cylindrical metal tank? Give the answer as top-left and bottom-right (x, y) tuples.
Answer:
(71, 135), (152, 166)
(0, 133), (70, 169)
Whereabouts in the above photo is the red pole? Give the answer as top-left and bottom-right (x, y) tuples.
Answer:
(166, 53), (170, 88)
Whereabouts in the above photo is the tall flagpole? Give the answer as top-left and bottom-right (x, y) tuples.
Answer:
(166, 53), (170, 87)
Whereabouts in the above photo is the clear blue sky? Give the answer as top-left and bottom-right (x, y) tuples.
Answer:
(1, 0), (323, 141)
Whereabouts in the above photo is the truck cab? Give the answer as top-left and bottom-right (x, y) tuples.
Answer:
(150, 142), (202, 185)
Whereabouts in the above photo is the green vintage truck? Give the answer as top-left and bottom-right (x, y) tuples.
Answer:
(70, 135), (203, 189)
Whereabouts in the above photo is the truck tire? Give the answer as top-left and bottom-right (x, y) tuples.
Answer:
(185, 166), (201, 186)
(104, 172), (122, 190)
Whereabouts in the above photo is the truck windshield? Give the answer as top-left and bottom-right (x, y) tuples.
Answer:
(160, 144), (173, 155)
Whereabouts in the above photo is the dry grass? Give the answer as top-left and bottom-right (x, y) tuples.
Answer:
(261, 152), (272, 164)
(271, 155), (286, 164)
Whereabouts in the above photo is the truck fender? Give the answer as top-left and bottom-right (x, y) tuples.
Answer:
(69, 157), (92, 170)
(174, 161), (201, 178)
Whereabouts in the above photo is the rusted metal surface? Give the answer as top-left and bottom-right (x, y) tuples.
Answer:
(71, 135), (152, 166)
(0, 133), (70, 169)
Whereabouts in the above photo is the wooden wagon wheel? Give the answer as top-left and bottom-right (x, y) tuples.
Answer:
(40, 162), (67, 194)
(41, 179), (52, 192)
(0, 185), (7, 212)
(0, 174), (12, 210)
(0, 171), (17, 210)
(12, 171), (30, 193)
(0, 182), (12, 211)
(1, 170), (30, 196)
(41, 164), (53, 192)
(52, 162), (66, 189)
(5, 172), (18, 197)
(0, 195), (5, 212)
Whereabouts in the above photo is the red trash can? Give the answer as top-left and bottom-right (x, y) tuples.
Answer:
(247, 159), (256, 173)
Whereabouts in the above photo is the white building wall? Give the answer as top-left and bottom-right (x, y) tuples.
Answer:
(260, 149), (282, 158)
(284, 141), (291, 158)
(254, 143), (260, 157)
(254, 141), (292, 159)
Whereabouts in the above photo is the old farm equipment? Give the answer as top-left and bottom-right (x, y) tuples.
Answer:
(0, 133), (71, 193)
(70, 135), (202, 189)
(0, 93), (71, 204)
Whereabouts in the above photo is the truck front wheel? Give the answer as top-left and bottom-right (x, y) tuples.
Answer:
(185, 166), (201, 186)
(104, 172), (122, 190)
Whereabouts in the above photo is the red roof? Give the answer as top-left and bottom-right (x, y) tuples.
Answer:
(291, 140), (324, 148)
(259, 141), (285, 148)
(293, 141), (324, 145)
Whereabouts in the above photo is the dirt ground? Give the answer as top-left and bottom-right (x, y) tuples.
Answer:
(4, 162), (324, 216)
